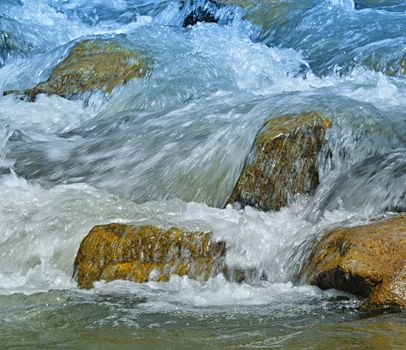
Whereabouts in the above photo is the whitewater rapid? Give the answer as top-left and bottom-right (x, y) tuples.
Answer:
(0, 0), (405, 309)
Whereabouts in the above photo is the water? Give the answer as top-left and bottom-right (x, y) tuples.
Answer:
(0, 0), (405, 348)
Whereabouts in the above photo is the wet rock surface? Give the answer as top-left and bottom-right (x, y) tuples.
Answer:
(301, 215), (406, 309)
(226, 112), (332, 211)
(3, 38), (148, 101)
(74, 223), (227, 288)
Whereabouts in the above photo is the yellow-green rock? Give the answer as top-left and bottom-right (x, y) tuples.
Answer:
(227, 112), (332, 211)
(74, 223), (227, 288)
(362, 56), (406, 77)
(300, 215), (406, 309)
(4, 38), (148, 101)
(219, 0), (296, 31)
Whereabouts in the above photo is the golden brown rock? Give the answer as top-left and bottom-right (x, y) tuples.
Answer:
(74, 223), (227, 288)
(300, 215), (406, 309)
(227, 112), (332, 211)
(4, 39), (148, 101)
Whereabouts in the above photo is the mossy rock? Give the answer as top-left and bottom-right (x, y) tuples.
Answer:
(219, 0), (298, 33)
(300, 215), (406, 309)
(362, 56), (406, 77)
(74, 223), (228, 288)
(226, 112), (332, 211)
(4, 38), (148, 101)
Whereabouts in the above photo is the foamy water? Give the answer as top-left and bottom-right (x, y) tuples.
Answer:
(0, 0), (405, 348)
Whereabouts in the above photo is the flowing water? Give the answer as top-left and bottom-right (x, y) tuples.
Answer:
(0, 0), (405, 348)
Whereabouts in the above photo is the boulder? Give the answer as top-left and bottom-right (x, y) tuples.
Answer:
(226, 112), (332, 211)
(300, 215), (406, 309)
(4, 38), (148, 101)
(74, 223), (227, 288)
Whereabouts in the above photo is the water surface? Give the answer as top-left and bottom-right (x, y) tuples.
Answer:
(0, 0), (405, 348)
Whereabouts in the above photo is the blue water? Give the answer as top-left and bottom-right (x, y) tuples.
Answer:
(0, 0), (405, 348)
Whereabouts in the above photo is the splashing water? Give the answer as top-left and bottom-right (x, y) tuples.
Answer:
(0, 0), (405, 348)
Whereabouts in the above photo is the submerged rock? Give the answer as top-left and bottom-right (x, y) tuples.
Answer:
(182, 7), (219, 27)
(362, 56), (406, 77)
(181, 0), (220, 27)
(4, 38), (148, 101)
(74, 223), (227, 288)
(182, 8), (218, 27)
(354, 0), (398, 10)
(226, 112), (332, 211)
(0, 31), (17, 67)
(300, 215), (406, 309)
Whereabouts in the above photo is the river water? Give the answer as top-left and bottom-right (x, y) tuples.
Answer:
(0, 0), (405, 348)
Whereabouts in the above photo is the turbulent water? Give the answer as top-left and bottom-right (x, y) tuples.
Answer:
(0, 0), (405, 348)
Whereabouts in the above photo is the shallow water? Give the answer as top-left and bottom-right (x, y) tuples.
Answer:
(1, 285), (405, 349)
(0, 0), (405, 348)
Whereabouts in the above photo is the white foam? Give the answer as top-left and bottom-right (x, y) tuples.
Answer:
(0, 94), (95, 134)
(0, 173), (379, 299)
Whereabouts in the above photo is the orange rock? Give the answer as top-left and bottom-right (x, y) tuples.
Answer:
(74, 223), (227, 288)
(301, 215), (406, 308)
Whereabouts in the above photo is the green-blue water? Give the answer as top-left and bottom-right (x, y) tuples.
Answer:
(0, 0), (405, 348)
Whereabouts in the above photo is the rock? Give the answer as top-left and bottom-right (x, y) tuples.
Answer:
(2, 89), (20, 96)
(300, 215), (406, 309)
(180, 0), (300, 34)
(362, 56), (406, 77)
(0, 31), (17, 67)
(182, 8), (219, 27)
(74, 223), (227, 288)
(221, 0), (298, 32)
(368, 266), (406, 309)
(180, 0), (294, 32)
(4, 38), (148, 101)
(353, 0), (398, 10)
(181, 0), (220, 27)
(226, 112), (332, 211)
